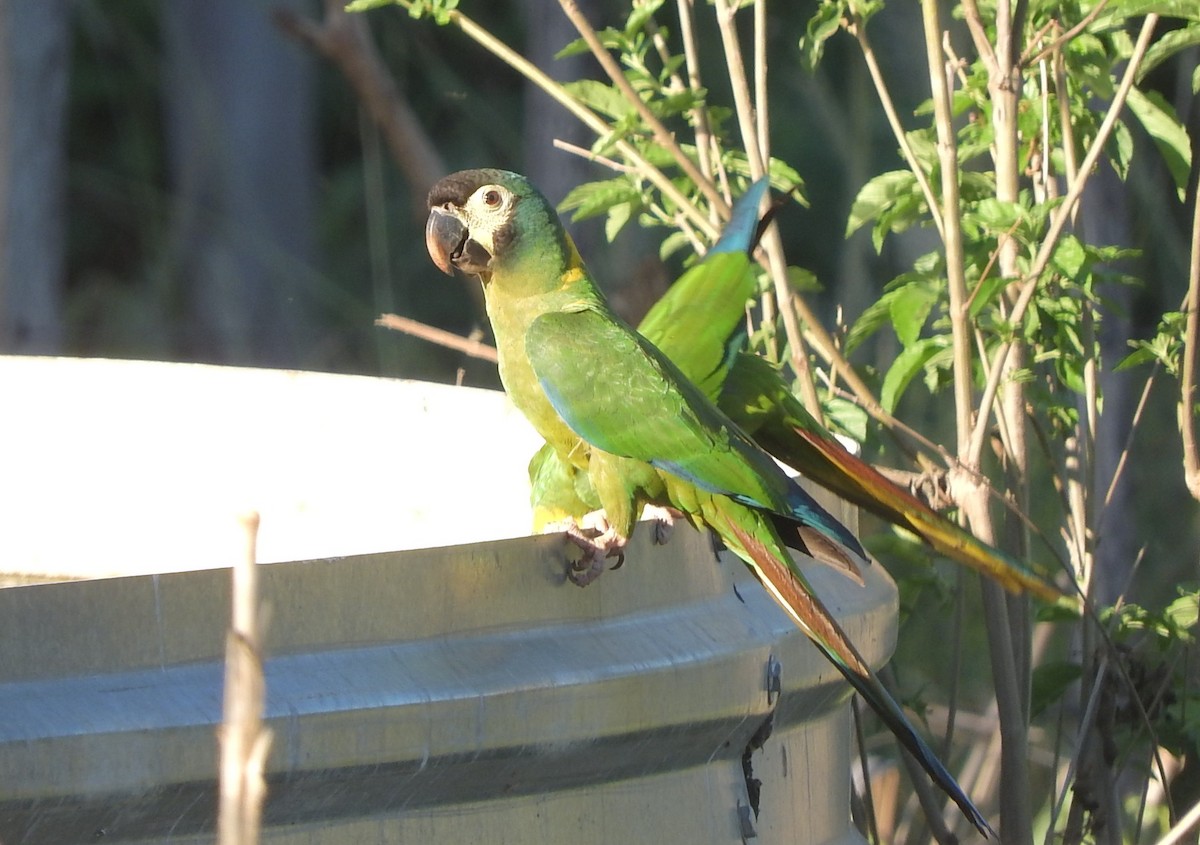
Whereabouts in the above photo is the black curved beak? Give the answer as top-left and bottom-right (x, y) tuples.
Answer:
(426, 206), (466, 275)
(425, 206), (493, 276)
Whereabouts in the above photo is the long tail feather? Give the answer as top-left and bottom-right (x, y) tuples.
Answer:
(719, 509), (996, 839)
(759, 421), (1064, 604)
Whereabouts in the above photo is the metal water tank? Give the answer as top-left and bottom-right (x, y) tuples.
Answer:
(0, 357), (896, 844)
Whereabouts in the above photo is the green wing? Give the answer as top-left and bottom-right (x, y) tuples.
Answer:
(637, 251), (756, 401)
(631, 224), (1065, 603)
(527, 307), (785, 510)
(526, 306), (862, 556)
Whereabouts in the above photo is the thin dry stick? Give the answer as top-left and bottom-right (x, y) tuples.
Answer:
(376, 313), (499, 363)
(1045, 654), (1111, 842)
(959, 0), (999, 76)
(880, 669), (960, 845)
(753, 0), (768, 168)
(1156, 798), (1200, 845)
(552, 138), (633, 173)
(1022, 0), (1113, 68)
(1181, 182), (1200, 500)
(275, 0), (445, 220)
(920, 0), (973, 461)
(556, 0), (729, 216)
(711, 0), (828, 415)
(851, 697), (883, 845)
(675, 0), (716, 198)
(394, 0), (720, 240)
(849, 20), (945, 242)
(746, 0), (790, 391)
(217, 512), (271, 845)
(921, 6), (1019, 840)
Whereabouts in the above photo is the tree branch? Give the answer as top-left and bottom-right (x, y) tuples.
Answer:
(556, 0), (729, 216)
(1182, 176), (1200, 500)
(967, 13), (1161, 469)
(376, 312), (499, 362)
(274, 0), (446, 221)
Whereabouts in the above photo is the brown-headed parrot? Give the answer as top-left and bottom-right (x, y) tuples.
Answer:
(425, 168), (995, 836)
(533, 180), (1065, 605)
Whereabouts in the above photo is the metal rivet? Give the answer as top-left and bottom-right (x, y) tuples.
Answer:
(766, 654), (782, 704)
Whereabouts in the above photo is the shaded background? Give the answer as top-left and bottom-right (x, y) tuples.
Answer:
(1, 0), (1197, 610)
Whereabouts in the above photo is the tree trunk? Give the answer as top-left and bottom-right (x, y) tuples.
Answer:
(162, 0), (318, 367)
(0, 0), (70, 353)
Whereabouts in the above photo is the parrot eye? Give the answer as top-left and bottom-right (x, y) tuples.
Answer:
(483, 189), (502, 208)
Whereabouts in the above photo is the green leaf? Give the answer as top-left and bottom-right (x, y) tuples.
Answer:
(823, 396), (868, 443)
(1114, 345), (1157, 372)
(563, 79), (634, 120)
(1052, 234), (1087, 279)
(845, 289), (896, 354)
(1107, 118), (1134, 180)
(846, 170), (918, 239)
(1165, 589), (1200, 633)
(968, 272), (1011, 318)
(394, 0), (458, 23)
(881, 337), (944, 413)
(345, 0), (400, 10)
(1031, 661), (1083, 719)
(605, 202), (633, 242)
(1037, 600), (1083, 623)
(971, 198), (1025, 236)
(659, 230), (690, 261)
(1126, 87), (1193, 201)
(555, 36), (594, 60)
(557, 177), (642, 222)
(1137, 23), (1200, 82)
(787, 266), (822, 293)
(625, 0), (663, 36)
(873, 191), (923, 252)
(888, 280), (938, 346)
(799, 1), (845, 71)
(1096, 0), (1200, 25)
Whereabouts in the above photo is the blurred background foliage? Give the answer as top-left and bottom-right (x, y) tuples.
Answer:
(46, 1), (996, 378)
(23, 0), (1193, 600)
(3, 1), (1199, 836)
(2, 0), (1200, 840)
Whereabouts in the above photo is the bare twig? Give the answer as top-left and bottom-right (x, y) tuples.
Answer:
(376, 313), (499, 363)
(675, 0), (716, 200)
(1021, 0), (1112, 68)
(849, 20), (946, 242)
(274, 0), (445, 220)
(1182, 182), (1200, 500)
(218, 512), (271, 845)
(882, 666), (963, 845)
(1156, 799), (1200, 845)
(710, 0), (827, 414)
(959, 0), (999, 76)
(556, 0), (728, 216)
(415, 1), (720, 240)
(920, 0), (973, 460)
(552, 138), (635, 173)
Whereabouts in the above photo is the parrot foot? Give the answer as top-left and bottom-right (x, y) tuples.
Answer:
(642, 504), (682, 546)
(555, 515), (627, 587)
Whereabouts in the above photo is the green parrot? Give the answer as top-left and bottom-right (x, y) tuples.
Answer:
(426, 168), (994, 836)
(530, 178), (1065, 604)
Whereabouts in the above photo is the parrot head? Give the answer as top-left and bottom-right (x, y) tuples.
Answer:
(425, 169), (567, 287)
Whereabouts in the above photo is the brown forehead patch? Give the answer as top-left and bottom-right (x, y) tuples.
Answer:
(426, 169), (507, 210)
